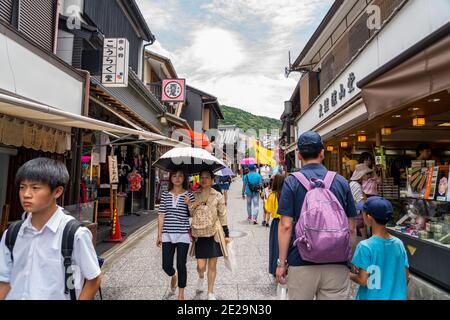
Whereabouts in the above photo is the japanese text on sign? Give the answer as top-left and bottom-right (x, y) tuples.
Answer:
(319, 72), (356, 119)
(109, 156), (119, 184)
(102, 38), (129, 87)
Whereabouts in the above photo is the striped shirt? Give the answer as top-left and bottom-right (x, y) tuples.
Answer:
(159, 191), (194, 235)
(350, 181), (364, 207)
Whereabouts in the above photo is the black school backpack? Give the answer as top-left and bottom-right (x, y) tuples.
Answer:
(4, 218), (104, 300)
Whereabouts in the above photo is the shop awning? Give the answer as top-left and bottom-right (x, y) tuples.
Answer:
(172, 128), (213, 152)
(0, 92), (183, 148)
(358, 23), (450, 120)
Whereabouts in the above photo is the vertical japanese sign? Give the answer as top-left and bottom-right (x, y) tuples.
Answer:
(108, 155), (119, 184)
(102, 38), (129, 87)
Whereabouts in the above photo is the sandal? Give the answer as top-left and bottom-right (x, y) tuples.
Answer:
(170, 273), (177, 294)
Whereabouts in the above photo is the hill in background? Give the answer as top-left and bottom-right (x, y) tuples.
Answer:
(219, 105), (282, 132)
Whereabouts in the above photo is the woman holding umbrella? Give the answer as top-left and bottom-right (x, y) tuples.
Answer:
(154, 147), (229, 300)
(185, 169), (230, 300)
(156, 169), (195, 300)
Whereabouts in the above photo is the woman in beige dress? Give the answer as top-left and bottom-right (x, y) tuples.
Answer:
(185, 169), (230, 300)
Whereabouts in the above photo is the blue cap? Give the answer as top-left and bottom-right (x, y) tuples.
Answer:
(297, 131), (324, 151)
(248, 164), (257, 170)
(359, 196), (393, 221)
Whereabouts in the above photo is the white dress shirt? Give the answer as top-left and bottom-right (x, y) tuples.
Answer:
(0, 206), (101, 300)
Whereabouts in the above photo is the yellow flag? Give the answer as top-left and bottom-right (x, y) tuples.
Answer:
(252, 139), (276, 166)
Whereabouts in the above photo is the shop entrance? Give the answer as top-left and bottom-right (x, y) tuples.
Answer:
(324, 89), (450, 291)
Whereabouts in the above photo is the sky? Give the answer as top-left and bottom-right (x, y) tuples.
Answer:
(136, 0), (333, 119)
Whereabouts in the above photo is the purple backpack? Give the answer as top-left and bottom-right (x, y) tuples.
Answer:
(292, 171), (352, 263)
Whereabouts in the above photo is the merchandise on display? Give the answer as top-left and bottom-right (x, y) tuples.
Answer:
(389, 199), (450, 247)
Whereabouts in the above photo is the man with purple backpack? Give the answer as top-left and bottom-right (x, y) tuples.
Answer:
(276, 131), (357, 300)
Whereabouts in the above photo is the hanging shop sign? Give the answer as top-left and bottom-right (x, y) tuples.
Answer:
(161, 79), (186, 102)
(108, 155), (119, 184)
(91, 152), (100, 166)
(102, 38), (130, 87)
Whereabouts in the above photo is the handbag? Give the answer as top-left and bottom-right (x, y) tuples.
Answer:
(362, 178), (379, 195)
(223, 240), (236, 273)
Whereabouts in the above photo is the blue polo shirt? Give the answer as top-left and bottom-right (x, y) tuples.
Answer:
(277, 163), (357, 266)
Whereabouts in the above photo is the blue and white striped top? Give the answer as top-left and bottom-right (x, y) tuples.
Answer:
(159, 191), (195, 235)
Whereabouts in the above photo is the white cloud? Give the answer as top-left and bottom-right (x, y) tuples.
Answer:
(135, 0), (179, 31)
(203, 0), (326, 35)
(187, 73), (300, 119)
(149, 40), (177, 61)
(180, 28), (247, 74)
(137, 0), (332, 119)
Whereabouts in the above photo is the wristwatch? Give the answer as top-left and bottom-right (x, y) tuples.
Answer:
(277, 259), (287, 268)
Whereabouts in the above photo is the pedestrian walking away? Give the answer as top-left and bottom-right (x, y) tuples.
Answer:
(186, 170), (231, 300)
(261, 181), (271, 227)
(243, 164), (263, 224)
(0, 158), (101, 300)
(265, 174), (285, 278)
(218, 175), (232, 205)
(156, 170), (194, 300)
(276, 131), (357, 300)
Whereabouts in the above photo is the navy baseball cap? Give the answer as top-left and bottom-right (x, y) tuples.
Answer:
(248, 164), (257, 170)
(358, 196), (393, 221)
(297, 131), (324, 151)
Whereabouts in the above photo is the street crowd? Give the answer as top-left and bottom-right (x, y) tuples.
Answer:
(0, 131), (410, 300)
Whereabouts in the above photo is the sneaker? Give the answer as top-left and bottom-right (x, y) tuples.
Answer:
(253, 220), (258, 225)
(207, 293), (217, 300)
(266, 223), (270, 228)
(262, 221), (266, 226)
(196, 277), (205, 293)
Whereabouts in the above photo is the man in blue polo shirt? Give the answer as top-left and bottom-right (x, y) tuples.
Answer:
(276, 131), (357, 300)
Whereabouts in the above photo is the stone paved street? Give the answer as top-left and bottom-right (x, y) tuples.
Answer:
(100, 177), (278, 300)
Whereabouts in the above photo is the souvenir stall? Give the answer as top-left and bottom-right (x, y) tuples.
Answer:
(116, 144), (149, 215)
(80, 132), (115, 227)
(0, 115), (72, 223)
(323, 88), (450, 291)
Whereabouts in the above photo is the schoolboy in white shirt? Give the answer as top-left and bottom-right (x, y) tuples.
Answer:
(0, 158), (102, 300)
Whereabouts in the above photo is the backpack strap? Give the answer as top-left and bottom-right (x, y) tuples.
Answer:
(4, 220), (25, 262)
(61, 219), (83, 301)
(291, 172), (312, 191)
(323, 171), (337, 190)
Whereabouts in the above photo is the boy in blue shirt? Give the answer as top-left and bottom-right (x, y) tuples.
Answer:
(350, 197), (410, 300)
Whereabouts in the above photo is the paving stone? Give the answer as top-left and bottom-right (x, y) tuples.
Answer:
(100, 287), (130, 300)
(103, 178), (277, 300)
(237, 284), (277, 300)
(102, 270), (145, 288)
(122, 286), (169, 300)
